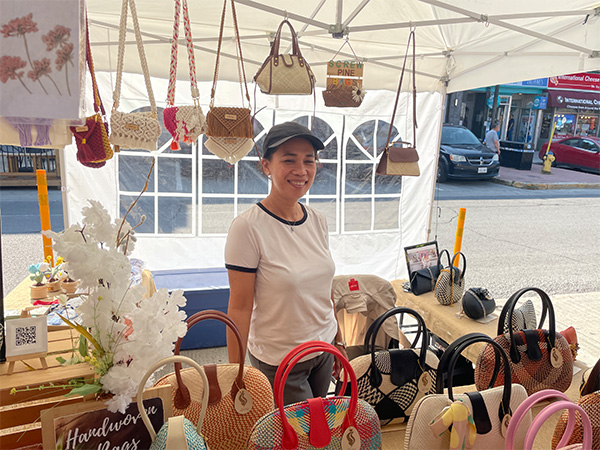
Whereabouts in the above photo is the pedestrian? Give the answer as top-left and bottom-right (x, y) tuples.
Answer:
(224, 121), (348, 406)
(507, 113), (515, 140)
(484, 121), (501, 155)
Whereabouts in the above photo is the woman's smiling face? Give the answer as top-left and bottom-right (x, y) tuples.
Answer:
(262, 137), (317, 201)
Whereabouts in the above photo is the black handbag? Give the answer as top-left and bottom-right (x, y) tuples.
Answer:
(409, 249), (449, 295)
(461, 288), (496, 320)
(340, 307), (439, 424)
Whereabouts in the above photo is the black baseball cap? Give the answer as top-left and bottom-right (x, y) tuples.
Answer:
(262, 122), (324, 158)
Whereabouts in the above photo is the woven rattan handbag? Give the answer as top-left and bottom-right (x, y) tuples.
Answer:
(322, 40), (365, 108)
(70, 12), (113, 168)
(247, 341), (382, 449)
(527, 401), (593, 450)
(109, 0), (161, 151)
(254, 19), (315, 95)
(405, 333), (530, 450)
(341, 307), (438, 425)
(376, 29), (419, 177)
(205, 0), (253, 145)
(137, 355), (209, 450)
(154, 310), (274, 450)
(434, 251), (466, 306)
(475, 287), (574, 396)
(552, 358), (600, 449)
(163, 0), (206, 150)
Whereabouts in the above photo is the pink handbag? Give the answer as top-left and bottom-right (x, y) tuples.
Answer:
(523, 401), (593, 450)
(505, 389), (574, 450)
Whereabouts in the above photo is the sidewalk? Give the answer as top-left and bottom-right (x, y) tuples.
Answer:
(493, 162), (600, 190)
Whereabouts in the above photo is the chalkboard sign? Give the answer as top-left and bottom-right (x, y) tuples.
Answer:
(41, 386), (172, 450)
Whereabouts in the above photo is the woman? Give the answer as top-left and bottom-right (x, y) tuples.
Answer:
(225, 122), (348, 405)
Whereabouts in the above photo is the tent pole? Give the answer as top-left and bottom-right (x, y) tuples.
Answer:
(426, 82), (448, 241)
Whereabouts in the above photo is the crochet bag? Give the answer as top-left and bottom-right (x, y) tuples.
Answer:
(405, 333), (530, 450)
(527, 401), (593, 450)
(204, 136), (255, 164)
(475, 287), (574, 396)
(552, 358), (600, 449)
(434, 251), (466, 306)
(154, 310), (274, 450)
(70, 12), (113, 168)
(461, 288), (495, 320)
(205, 0), (253, 145)
(247, 341), (382, 450)
(341, 307), (438, 425)
(163, 0), (206, 150)
(137, 355), (210, 450)
(110, 0), (161, 151)
(254, 19), (315, 95)
(376, 30), (419, 177)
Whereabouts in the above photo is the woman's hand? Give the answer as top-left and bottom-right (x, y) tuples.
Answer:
(332, 344), (349, 379)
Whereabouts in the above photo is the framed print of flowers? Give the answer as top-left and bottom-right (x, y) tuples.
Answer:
(0, 0), (84, 119)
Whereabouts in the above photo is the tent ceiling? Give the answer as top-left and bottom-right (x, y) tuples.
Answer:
(87, 0), (600, 94)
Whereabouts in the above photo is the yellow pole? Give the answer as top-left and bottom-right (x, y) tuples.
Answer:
(36, 169), (53, 264)
(545, 118), (558, 156)
(453, 208), (467, 267)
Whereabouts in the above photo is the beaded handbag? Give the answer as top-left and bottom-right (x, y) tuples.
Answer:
(163, 0), (206, 150)
(247, 341), (382, 450)
(109, 0), (161, 151)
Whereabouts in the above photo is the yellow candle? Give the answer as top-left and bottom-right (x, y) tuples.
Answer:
(453, 208), (467, 267)
(36, 169), (53, 264)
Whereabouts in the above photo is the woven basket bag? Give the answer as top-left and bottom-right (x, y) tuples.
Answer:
(434, 251), (466, 306)
(154, 310), (274, 450)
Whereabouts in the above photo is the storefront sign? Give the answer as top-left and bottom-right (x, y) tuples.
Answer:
(326, 60), (364, 90)
(507, 78), (548, 88)
(532, 96), (548, 110)
(548, 90), (600, 111)
(548, 73), (600, 91)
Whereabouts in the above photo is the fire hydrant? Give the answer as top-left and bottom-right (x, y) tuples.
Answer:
(542, 152), (555, 174)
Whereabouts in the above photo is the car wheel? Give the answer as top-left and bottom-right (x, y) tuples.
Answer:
(437, 158), (448, 182)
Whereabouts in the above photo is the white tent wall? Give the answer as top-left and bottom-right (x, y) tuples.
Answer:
(64, 72), (443, 279)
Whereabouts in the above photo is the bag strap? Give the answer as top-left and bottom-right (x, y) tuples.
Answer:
(384, 29), (417, 151)
(166, 0), (199, 106)
(210, 0), (251, 109)
(363, 306), (422, 354)
(172, 310), (246, 408)
(136, 355), (209, 441)
(270, 19), (302, 61)
(85, 11), (105, 116)
(504, 389), (573, 450)
(273, 341), (358, 449)
(451, 251), (467, 280)
(113, 0), (157, 115)
(524, 401), (592, 450)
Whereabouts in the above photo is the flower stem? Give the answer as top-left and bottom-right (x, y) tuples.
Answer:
(22, 35), (34, 68)
(65, 63), (71, 96)
(46, 75), (62, 95)
(18, 76), (33, 94)
(37, 79), (49, 95)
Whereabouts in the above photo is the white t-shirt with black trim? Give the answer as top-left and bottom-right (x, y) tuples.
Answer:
(225, 202), (337, 366)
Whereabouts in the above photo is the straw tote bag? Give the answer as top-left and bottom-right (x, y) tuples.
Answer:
(254, 19), (315, 95)
(109, 0), (161, 151)
(475, 287), (573, 396)
(154, 310), (274, 450)
(163, 0), (206, 151)
(340, 307), (438, 425)
(247, 341), (382, 450)
(137, 355), (209, 449)
(376, 29), (419, 177)
(70, 11), (113, 168)
(405, 333), (530, 450)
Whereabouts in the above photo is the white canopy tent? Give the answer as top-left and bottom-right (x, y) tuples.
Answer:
(65, 0), (600, 279)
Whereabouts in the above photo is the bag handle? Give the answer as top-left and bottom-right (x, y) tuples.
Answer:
(167, 0), (200, 106)
(113, 0), (157, 115)
(496, 287), (556, 364)
(136, 355), (209, 441)
(210, 0), (251, 109)
(450, 252), (466, 280)
(172, 310), (246, 409)
(85, 10), (105, 116)
(384, 29), (417, 152)
(363, 306), (422, 355)
(273, 341), (358, 450)
(364, 307), (430, 388)
(497, 288), (548, 336)
(270, 19), (303, 61)
(524, 401), (592, 450)
(504, 389), (574, 450)
(438, 332), (513, 424)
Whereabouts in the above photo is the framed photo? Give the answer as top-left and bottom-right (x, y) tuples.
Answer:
(5, 315), (48, 358)
(404, 241), (440, 277)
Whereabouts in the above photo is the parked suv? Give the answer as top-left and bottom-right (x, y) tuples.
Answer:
(438, 125), (500, 182)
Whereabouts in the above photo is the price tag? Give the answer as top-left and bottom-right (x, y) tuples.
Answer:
(341, 426), (360, 450)
(234, 388), (253, 415)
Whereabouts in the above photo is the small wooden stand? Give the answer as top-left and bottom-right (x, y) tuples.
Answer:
(5, 310), (50, 375)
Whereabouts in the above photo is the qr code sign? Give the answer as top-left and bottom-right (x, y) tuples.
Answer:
(15, 326), (37, 346)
